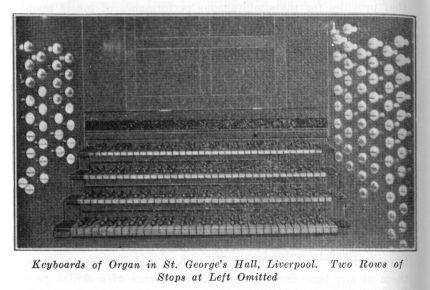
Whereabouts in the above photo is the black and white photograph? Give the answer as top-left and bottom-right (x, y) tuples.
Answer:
(14, 15), (416, 249)
(3, 0), (430, 288)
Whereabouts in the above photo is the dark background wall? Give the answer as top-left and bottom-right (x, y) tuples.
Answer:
(82, 17), (329, 122)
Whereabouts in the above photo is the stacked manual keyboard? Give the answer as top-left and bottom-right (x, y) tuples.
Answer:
(55, 127), (342, 238)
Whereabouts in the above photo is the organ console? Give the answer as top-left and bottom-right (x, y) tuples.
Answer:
(15, 15), (415, 249)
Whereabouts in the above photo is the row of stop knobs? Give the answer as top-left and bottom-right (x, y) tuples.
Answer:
(18, 40), (77, 194)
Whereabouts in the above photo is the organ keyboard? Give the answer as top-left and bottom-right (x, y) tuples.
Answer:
(55, 210), (339, 238)
(82, 140), (325, 156)
(54, 136), (341, 238)
(66, 185), (334, 205)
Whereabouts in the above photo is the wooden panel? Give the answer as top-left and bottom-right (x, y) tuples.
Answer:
(274, 18), (287, 99)
(135, 49), (201, 96)
(81, 16), (329, 115)
(285, 18), (329, 110)
(211, 48), (275, 95)
(136, 35), (274, 49)
(128, 94), (287, 111)
(135, 17), (205, 38)
(210, 17), (274, 36)
(83, 17), (126, 111)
